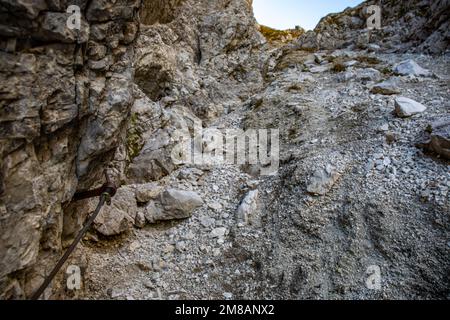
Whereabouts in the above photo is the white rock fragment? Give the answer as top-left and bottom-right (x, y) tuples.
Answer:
(223, 292), (233, 299)
(236, 190), (259, 226)
(144, 189), (204, 223)
(306, 164), (340, 196)
(210, 227), (227, 238)
(394, 97), (427, 118)
(310, 64), (332, 73)
(393, 59), (431, 77)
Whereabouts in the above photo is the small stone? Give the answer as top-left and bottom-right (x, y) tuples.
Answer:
(373, 153), (384, 159)
(314, 54), (324, 64)
(163, 244), (175, 254)
(129, 241), (141, 252)
(109, 288), (122, 299)
(200, 216), (215, 228)
(385, 132), (397, 144)
(356, 68), (381, 82)
(152, 258), (162, 272)
(236, 190), (259, 226)
(365, 160), (375, 173)
(371, 79), (401, 95)
(310, 64), (332, 73)
(395, 97), (427, 118)
(378, 123), (389, 132)
(134, 210), (146, 228)
(208, 201), (223, 211)
(343, 60), (358, 67)
(306, 164), (340, 196)
(176, 241), (187, 252)
(210, 227), (227, 238)
(144, 281), (156, 289)
(223, 292), (233, 299)
(184, 231), (195, 240)
(422, 118), (450, 160)
(367, 44), (381, 52)
(136, 261), (152, 272)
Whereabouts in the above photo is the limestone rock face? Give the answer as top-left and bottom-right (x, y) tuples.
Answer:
(0, 0), (140, 298)
(1, 0), (449, 302)
(294, 0), (450, 54)
(128, 0), (267, 183)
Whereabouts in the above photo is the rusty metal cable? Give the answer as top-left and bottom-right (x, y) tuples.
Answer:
(30, 194), (106, 300)
(31, 170), (117, 300)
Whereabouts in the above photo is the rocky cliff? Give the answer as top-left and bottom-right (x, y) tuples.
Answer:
(0, 0), (141, 299)
(0, 0), (449, 300)
(0, 0), (265, 299)
(295, 0), (449, 54)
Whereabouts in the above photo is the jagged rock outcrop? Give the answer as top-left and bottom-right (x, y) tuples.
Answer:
(0, 0), (140, 299)
(0, 0), (266, 299)
(1, 0), (448, 301)
(127, 0), (267, 183)
(294, 0), (450, 54)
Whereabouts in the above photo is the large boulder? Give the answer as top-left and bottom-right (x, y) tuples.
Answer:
(144, 189), (203, 223)
(393, 60), (431, 77)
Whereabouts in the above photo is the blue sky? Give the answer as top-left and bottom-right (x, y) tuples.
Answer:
(253, 0), (363, 31)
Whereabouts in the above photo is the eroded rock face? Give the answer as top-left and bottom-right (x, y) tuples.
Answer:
(0, 0), (140, 299)
(128, 0), (267, 183)
(294, 0), (450, 54)
(1, 0), (448, 301)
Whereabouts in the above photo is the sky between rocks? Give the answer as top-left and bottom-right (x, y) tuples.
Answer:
(253, 0), (363, 31)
